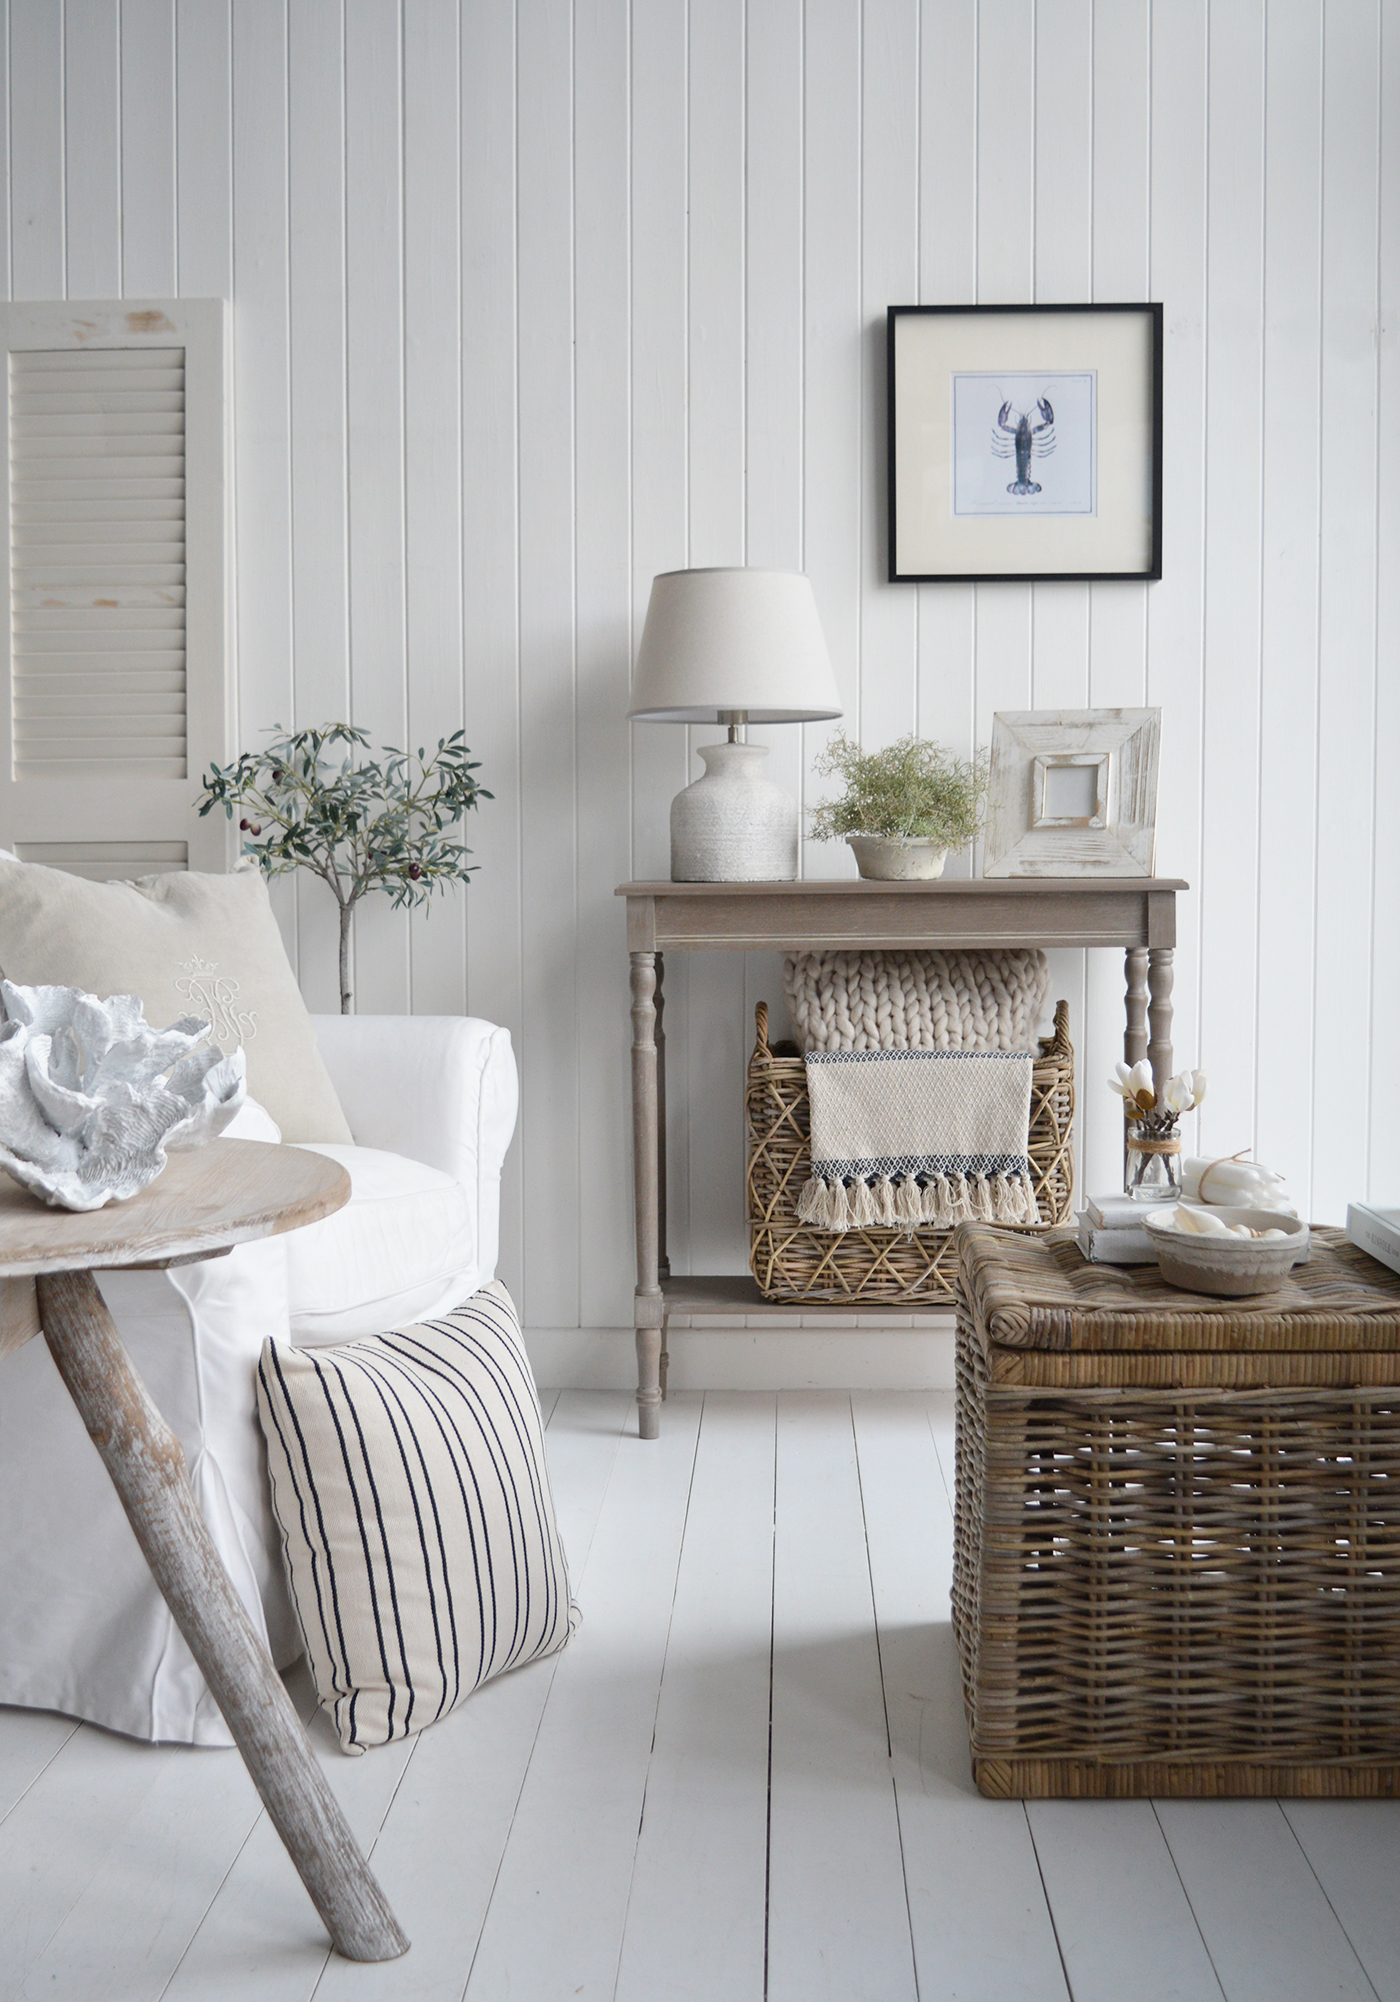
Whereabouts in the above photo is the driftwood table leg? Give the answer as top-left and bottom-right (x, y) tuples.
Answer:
(630, 949), (664, 1440)
(35, 1269), (410, 1964)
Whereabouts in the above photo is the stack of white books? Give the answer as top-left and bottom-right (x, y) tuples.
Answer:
(1346, 1203), (1400, 1279)
(1076, 1192), (1159, 1265)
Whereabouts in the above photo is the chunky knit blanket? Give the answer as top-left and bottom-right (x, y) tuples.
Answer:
(794, 1046), (1040, 1233)
(783, 948), (1050, 1054)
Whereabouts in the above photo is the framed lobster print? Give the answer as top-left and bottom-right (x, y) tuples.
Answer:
(886, 303), (1163, 583)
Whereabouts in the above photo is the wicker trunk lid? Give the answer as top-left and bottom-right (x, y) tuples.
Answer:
(954, 1224), (1400, 1798)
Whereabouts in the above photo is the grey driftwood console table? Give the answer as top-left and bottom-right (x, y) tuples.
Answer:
(616, 877), (1187, 1440)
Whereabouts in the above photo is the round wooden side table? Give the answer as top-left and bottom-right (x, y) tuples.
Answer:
(0, 1138), (409, 1964)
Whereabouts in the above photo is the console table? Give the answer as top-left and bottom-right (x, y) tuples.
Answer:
(617, 876), (1187, 1439)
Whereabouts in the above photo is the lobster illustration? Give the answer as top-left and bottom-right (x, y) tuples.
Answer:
(991, 396), (1056, 496)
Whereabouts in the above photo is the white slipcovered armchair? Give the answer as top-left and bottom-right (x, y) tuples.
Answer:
(0, 1013), (518, 1746)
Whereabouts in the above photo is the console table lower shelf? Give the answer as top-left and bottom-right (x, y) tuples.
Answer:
(653, 1274), (956, 1395)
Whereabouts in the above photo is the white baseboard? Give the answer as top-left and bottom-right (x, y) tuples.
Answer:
(524, 1321), (956, 1393)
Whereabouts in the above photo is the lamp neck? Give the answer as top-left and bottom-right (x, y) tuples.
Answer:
(718, 708), (749, 744)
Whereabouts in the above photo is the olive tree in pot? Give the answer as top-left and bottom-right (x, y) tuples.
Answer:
(808, 732), (988, 879)
(197, 723), (490, 1011)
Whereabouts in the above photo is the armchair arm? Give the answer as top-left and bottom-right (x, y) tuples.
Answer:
(309, 1015), (518, 1285)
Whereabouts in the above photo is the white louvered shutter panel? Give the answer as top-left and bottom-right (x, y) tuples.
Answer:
(0, 301), (231, 876)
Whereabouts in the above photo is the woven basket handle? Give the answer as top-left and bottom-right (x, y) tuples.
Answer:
(754, 1001), (771, 1056)
(1040, 997), (1071, 1057)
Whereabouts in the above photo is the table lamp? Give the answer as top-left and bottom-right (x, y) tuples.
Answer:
(627, 567), (843, 881)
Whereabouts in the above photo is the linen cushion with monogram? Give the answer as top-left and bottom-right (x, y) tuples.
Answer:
(0, 855), (351, 1143)
(256, 1281), (579, 1755)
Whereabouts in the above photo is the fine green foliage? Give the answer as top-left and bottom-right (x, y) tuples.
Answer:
(808, 732), (988, 848)
(197, 723), (490, 1011)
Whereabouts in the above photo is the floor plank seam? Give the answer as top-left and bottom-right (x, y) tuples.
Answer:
(1147, 1801), (1230, 2002)
(850, 1396), (924, 1998)
(1023, 1804), (1079, 2002)
(154, 1806), (282, 2002)
(370, 1721), (423, 1844)
(607, 1391), (710, 2002)
(1277, 1803), (1386, 2002)
(0, 1716), (82, 1833)
(921, 1398), (954, 1514)
(762, 1396), (779, 2002)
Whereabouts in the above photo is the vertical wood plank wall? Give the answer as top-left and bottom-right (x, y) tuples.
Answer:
(1, 1), (1393, 1327)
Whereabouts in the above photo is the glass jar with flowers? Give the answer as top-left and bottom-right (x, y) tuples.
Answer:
(1109, 1060), (1208, 1202)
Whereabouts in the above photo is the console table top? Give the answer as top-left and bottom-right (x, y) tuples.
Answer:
(617, 877), (1189, 897)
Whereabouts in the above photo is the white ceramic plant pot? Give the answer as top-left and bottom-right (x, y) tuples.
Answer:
(846, 835), (948, 881)
(670, 741), (798, 882)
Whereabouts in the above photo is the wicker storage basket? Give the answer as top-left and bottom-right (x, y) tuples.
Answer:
(745, 999), (1074, 1304)
(953, 1223), (1400, 1799)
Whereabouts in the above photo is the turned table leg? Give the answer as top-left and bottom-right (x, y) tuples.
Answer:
(1124, 947), (1149, 1069)
(630, 950), (664, 1440)
(36, 1269), (410, 1964)
(1147, 946), (1175, 1102)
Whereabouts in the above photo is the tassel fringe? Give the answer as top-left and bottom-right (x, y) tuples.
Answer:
(795, 1169), (1040, 1234)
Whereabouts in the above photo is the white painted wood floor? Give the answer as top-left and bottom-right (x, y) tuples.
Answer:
(5, 1390), (1400, 2001)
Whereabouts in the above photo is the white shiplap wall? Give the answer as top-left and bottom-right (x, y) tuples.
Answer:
(1, 0), (1394, 1330)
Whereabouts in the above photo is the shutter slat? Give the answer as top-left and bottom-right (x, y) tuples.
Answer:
(10, 346), (187, 779)
(13, 520), (183, 544)
(13, 756), (188, 779)
(16, 636), (184, 658)
(13, 840), (189, 880)
(12, 389), (184, 413)
(16, 677), (186, 702)
(13, 584), (187, 604)
(12, 499), (185, 523)
(14, 552), (184, 575)
(14, 664), (186, 688)
(16, 687), (186, 713)
(15, 711), (185, 740)
(12, 480), (185, 502)
(10, 348), (181, 373)
(12, 411), (184, 438)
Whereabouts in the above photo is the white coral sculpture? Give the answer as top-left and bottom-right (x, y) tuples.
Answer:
(0, 980), (246, 1211)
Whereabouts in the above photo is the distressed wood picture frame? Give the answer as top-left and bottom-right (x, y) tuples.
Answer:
(887, 303), (1164, 583)
(983, 709), (1162, 878)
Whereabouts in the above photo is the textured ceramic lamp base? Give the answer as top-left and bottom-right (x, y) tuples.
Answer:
(670, 741), (798, 882)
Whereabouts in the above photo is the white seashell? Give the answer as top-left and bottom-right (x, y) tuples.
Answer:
(0, 980), (246, 1211)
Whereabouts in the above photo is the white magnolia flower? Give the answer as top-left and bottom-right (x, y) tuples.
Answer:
(1108, 1058), (1156, 1112)
(0, 980), (246, 1211)
(1161, 1071), (1191, 1115)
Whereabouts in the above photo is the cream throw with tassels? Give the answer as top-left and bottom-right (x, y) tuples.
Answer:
(795, 1047), (1040, 1233)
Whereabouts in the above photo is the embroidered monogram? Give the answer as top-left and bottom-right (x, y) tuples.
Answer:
(175, 955), (258, 1047)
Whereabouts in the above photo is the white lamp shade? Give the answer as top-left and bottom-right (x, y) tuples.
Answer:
(627, 567), (843, 723)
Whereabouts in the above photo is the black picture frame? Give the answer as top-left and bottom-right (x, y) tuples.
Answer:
(887, 302), (1164, 584)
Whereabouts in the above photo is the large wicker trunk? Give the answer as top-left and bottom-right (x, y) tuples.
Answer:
(954, 1224), (1400, 1798)
(745, 998), (1074, 1304)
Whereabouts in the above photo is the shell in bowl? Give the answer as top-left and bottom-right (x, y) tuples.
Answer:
(1143, 1205), (1310, 1298)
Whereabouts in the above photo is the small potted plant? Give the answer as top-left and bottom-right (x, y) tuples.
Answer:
(808, 732), (989, 880)
(198, 723), (489, 1012)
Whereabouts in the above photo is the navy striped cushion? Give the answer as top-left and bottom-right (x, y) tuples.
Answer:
(255, 1282), (578, 1755)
